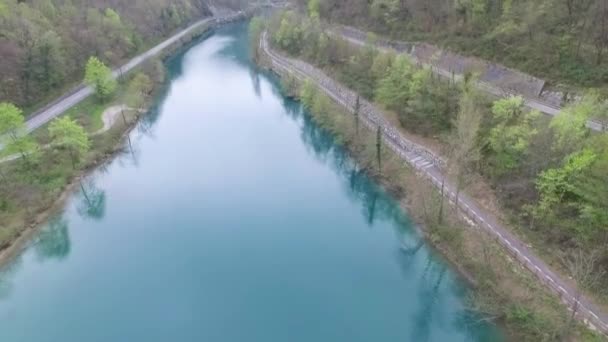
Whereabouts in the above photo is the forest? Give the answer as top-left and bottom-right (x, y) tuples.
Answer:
(294, 0), (608, 89)
(266, 5), (608, 314)
(0, 0), (212, 110)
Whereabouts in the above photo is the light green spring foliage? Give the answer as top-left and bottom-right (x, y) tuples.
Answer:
(450, 83), (483, 179)
(273, 11), (303, 54)
(124, 73), (153, 110)
(307, 0), (320, 21)
(0, 103), (25, 140)
(49, 117), (90, 165)
(300, 79), (317, 109)
(488, 96), (539, 173)
(311, 92), (330, 118)
(370, 51), (395, 80)
(0, 102), (39, 162)
(535, 149), (600, 236)
(375, 56), (414, 110)
(84, 57), (117, 101)
(249, 16), (265, 46)
(550, 94), (596, 151)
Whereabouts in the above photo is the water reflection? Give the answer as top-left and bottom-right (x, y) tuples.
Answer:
(263, 61), (493, 341)
(76, 180), (106, 221)
(34, 216), (70, 261)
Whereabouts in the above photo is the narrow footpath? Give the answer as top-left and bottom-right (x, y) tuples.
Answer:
(260, 31), (608, 335)
(328, 27), (606, 132)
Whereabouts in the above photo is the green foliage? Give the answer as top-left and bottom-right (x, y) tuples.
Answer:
(533, 148), (605, 239)
(84, 57), (117, 101)
(273, 11), (303, 55)
(124, 73), (153, 110)
(0, 103), (25, 140)
(370, 51), (395, 81)
(0, 0), (207, 107)
(375, 57), (457, 134)
(49, 116), (90, 167)
(550, 95), (595, 152)
(267, 10), (608, 287)
(249, 16), (265, 56)
(375, 56), (414, 110)
(449, 80), (483, 192)
(307, 0), (320, 20)
(0, 102), (39, 164)
(487, 96), (539, 174)
(300, 79), (317, 109)
(318, 0), (608, 88)
(402, 69), (458, 134)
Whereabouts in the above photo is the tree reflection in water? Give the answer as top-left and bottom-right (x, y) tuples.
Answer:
(77, 180), (107, 221)
(34, 216), (70, 261)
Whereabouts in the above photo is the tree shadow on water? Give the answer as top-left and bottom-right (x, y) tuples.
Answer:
(34, 215), (71, 261)
(76, 180), (107, 221)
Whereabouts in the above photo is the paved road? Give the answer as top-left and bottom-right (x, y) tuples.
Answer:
(330, 29), (606, 132)
(261, 32), (608, 336)
(24, 16), (218, 134)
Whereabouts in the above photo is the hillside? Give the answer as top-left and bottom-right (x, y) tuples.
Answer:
(0, 0), (216, 109)
(301, 0), (608, 91)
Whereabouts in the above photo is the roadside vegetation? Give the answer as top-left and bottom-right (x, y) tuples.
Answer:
(292, 0), (608, 90)
(274, 68), (602, 342)
(257, 7), (608, 340)
(0, 0), (248, 111)
(0, 57), (163, 252)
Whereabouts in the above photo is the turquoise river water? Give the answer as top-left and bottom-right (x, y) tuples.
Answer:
(0, 23), (502, 341)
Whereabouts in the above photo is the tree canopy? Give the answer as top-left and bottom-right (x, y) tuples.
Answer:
(49, 116), (90, 167)
(84, 57), (117, 101)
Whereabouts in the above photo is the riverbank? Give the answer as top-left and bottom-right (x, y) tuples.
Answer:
(256, 34), (605, 341)
(0, 18), (235, 268)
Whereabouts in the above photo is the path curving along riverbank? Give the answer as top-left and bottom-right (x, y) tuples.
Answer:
(260, 31), (608, 336)
(21, 10), (253, 137)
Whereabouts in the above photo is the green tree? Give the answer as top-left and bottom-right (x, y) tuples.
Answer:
(125, 73), (152, 109)
(534, 149), (599, 236)
(84, 57), (117, 101)
(308, 0), (320, 20)
(487, 96), (539, 174)
(550, 92), (595, 153)
(49, 117), (90, 169)
(273, 11), (303, 54)
(300, 79), (317, 109)
(375, 56), (414, 110)
(402, 69), (458, 134)
(249, 16), (265, 58)
(370, 51), (395, 82)
(0, 102), (39, 165)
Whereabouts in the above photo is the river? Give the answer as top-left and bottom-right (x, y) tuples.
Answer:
(0, 22), (501, 341)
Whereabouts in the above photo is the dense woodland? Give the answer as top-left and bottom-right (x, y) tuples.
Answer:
(0, 0), (212, 109)
(267, 7), (608, 302)
(293, 0), (608, 89)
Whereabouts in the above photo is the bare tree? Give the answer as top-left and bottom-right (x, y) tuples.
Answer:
(448, 75), (482, 205)
(561, 249), (606, 339)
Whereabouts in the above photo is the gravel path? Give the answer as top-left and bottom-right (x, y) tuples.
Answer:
(94, 105), (127, 135)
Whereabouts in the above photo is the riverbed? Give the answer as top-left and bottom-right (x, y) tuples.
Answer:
(0, 22), (501, 341)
